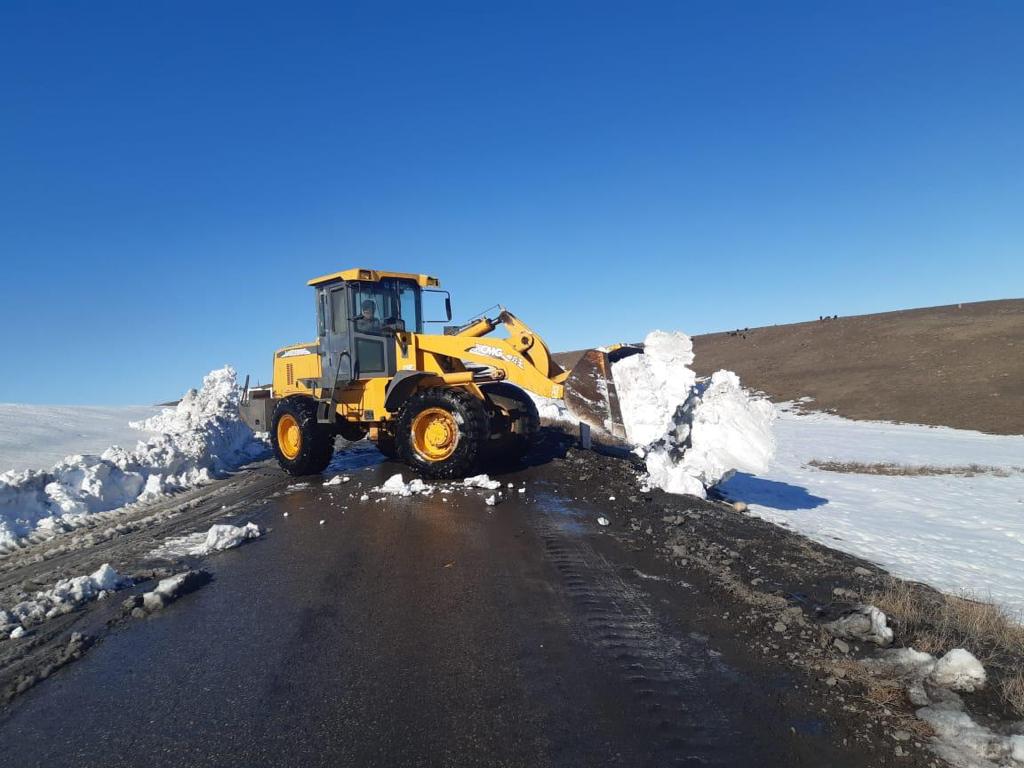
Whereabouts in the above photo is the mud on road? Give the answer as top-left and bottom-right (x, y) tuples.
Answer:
(0, 432), (940, 767)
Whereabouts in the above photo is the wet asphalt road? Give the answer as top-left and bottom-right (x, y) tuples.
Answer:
(0, 453), (805, 767)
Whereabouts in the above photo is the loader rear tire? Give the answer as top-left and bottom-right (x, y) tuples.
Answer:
(396, 388), (490, 479)
(481, 382), (540, 461)
(271, 397), (335, 476)
(376, 431), (399, 460)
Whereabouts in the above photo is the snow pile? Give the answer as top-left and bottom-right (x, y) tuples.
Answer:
(871, 647), (1021, 767)
(0, 367), (268, 548)
(881, 646), (987, 693)
(374, 473), (434, 496)
(149, 522), (262, 559)
(463, 474), (501, 490)
(613, 332), (775, 498)
(1, 563), (129, 636)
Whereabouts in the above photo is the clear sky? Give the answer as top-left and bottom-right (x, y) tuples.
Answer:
(1, 1), (1021, 405)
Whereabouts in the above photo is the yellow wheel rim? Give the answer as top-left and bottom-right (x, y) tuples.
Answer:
(411, 407), (459, 462)
(277, 413), (302, 460)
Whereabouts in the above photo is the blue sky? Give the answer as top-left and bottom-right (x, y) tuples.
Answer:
(1, 1), (1021, 404)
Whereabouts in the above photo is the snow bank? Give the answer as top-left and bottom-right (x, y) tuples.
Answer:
(1, 563), (129, 636)
(0, 368), (268, 548)
(149, 522), (262, 559)
(613, 332), (775, 498)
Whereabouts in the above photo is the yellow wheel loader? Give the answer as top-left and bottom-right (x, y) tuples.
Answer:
(239, 268), (639, 478)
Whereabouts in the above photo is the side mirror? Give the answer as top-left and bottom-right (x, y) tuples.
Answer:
(423, 289), (452, 324)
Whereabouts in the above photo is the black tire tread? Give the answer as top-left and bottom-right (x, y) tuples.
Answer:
(395, 387), (490, 479)
(271, 396), (335, 476)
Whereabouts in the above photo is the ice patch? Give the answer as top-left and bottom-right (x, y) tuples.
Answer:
(0, 367), (268, 548)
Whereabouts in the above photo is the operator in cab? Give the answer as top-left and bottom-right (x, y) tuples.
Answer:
(356, 299), (382, 334)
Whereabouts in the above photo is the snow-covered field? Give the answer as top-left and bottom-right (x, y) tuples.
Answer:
(0, 404), (162, 474)
(720, 408), (1024, 617)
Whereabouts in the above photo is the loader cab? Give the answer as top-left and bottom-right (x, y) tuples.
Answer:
(309, 269), (439, 383)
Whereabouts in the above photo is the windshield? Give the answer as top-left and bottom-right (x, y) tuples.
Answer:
(350, 279), (421, 335)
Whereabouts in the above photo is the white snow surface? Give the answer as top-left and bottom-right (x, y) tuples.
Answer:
(0, 404), (162, 474)
(150, 522), (262, 559)
(719, 407), (1024, 616)
(0, 367), (268, 549)
(1, 563), (129, 633)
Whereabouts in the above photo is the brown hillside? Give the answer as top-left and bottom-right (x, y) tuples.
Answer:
(554, 299), (1024, 436)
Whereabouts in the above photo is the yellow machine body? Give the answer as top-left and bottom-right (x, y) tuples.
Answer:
(245, 267), (637, 477)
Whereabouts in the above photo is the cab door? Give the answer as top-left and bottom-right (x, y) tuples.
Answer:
(319, 283), (352, 388)
(349, 282), (397, 380)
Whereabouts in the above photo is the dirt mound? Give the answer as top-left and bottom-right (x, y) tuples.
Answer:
(555, 299), (1023, 435)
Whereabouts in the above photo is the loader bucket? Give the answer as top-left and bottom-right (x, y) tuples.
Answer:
(563, 344), (643, 441)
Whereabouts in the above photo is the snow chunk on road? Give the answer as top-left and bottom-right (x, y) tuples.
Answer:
(324, 475), (350, 486)
(150, 522), (262, 558)
(204, 523), (262, 553)
(463, 474), (501, 490)
(0, 367), (268, 548)
(3, 563), (130, 633)
(375, 473), (433, 496)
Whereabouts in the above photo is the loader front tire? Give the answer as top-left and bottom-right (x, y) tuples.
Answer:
(396, 388), (489, 479)
(272, 397), (335, 476)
